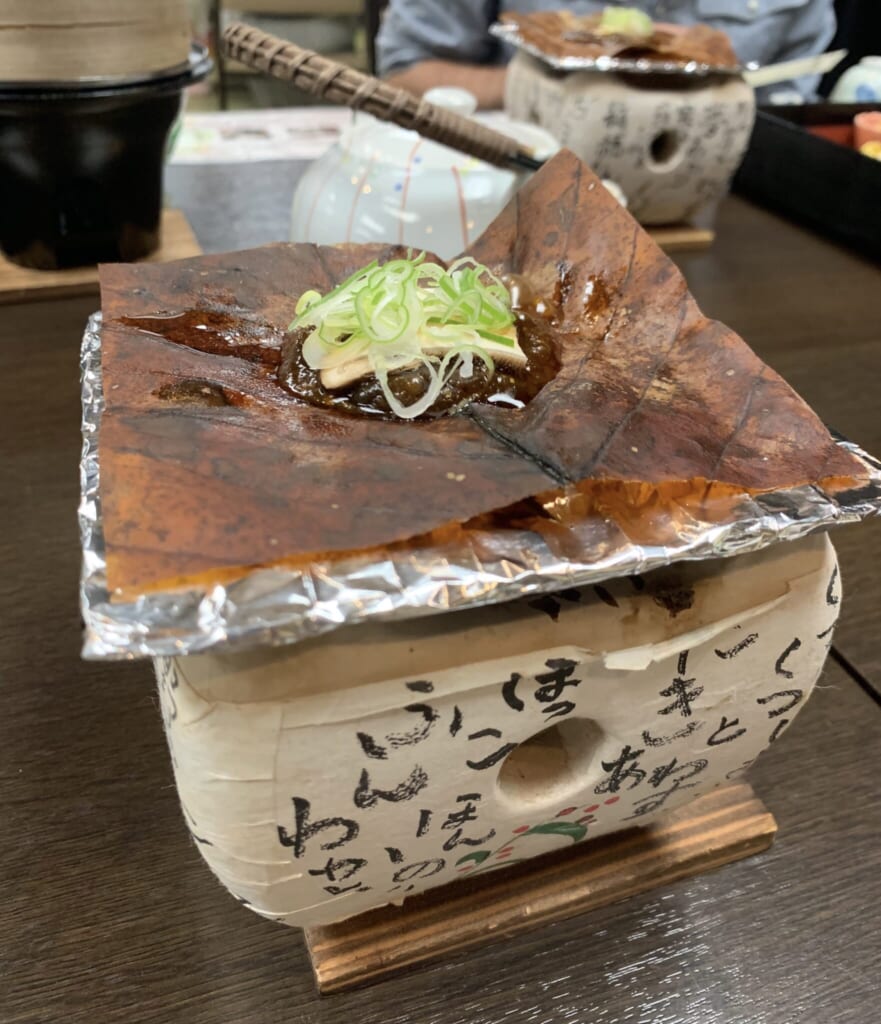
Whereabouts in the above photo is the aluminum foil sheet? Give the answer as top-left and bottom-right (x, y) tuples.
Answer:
(490, 22), (747, 76)
(80, 312), (881, 660)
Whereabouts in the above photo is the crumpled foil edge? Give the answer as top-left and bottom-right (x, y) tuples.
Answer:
(489, 22), (745, 76)
(80, 312), (881, 660)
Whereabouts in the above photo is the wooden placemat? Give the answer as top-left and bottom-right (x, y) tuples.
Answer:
(0, 209), (202, 306)
(305, 782), (774, 993)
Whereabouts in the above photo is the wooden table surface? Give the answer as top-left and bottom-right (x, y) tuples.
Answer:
(2, 162), (879, 1023)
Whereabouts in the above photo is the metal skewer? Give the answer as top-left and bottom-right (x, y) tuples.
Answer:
(222, 22), (544, 173)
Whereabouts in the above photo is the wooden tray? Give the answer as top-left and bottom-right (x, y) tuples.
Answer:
(0, 209), (202, 306)
(305, 782), (775, 993)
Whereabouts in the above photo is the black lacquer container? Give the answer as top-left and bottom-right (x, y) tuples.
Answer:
(0, 46), (211, 270)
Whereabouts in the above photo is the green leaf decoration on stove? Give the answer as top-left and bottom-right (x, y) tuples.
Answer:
(455, 850), (492, 867)
(525, 821), (588, 843)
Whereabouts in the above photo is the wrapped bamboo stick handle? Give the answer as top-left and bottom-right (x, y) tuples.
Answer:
(222, 22), (544, 172)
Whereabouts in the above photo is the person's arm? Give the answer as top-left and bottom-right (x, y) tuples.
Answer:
(386, 61), (507, 109)
(376, 0), (505, 107)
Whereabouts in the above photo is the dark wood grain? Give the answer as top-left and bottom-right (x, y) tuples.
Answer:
(2, 176), (880, 1023)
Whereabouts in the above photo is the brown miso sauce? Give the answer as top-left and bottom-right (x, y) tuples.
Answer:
(277, 277), (563, 421)
(153, 379), (251, 408)
(514, 265), (611, 323)
(503, 273), (561, 322)
(118, 309), (283, 369)
(118, 273), (578, 422)
(581, 274), (612, 319)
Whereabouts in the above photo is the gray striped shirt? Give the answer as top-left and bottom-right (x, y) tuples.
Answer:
(377, 0), (835, 98)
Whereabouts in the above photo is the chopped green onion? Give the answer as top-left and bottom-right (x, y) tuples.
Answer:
(290, 251), (524, 419)
(597, 5), (653, 39)
(288, 259), (379, 331)
(476, 328), (517, 348)
(294, 289), (321, 316)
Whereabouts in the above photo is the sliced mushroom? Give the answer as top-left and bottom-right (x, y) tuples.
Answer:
(319, 329), (527, 391)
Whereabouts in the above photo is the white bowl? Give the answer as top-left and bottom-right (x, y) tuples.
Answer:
(290, 88), (560, 258)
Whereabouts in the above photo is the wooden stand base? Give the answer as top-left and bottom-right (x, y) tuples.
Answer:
(305, 782), (774, 993)
(649, 225), (715, 252)
(0, 209), (201, 305)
